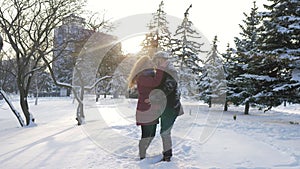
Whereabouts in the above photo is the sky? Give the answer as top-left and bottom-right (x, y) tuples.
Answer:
(86, 0), (268, 54)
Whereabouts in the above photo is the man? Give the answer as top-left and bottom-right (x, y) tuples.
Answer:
(151, 51), (184, 162)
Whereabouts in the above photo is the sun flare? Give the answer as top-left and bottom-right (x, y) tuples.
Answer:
(121, 35), (144, 54)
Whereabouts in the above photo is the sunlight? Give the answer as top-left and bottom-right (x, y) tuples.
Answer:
(121, 35), (144, 54)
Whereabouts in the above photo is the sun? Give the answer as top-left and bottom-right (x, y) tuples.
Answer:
(121, 35), (144, 54)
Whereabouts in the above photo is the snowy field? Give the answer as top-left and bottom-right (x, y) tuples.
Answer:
(0, 96), (299, 169)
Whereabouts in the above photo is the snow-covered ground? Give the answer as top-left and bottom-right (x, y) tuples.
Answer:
(0, 96), (299, 169)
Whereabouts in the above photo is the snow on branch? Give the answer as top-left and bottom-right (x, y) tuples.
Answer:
(240, 74), (277, 82)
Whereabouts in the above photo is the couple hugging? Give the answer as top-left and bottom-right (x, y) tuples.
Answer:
(128, 51), (184, 162)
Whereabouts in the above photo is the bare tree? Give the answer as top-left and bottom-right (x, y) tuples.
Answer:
(0, 0), (86, 126)
(1, 34), (26, 126)
(0, 0), (116, 127)
(85, 12), (115, 32)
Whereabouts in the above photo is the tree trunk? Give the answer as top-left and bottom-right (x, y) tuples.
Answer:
(35, 92), (39, 105)
(224, 101), (228, 111)
(16, 65), (35, 126)
(208, 99), (212, 108)
(35, 77), (39, 105)
(76, 86), (85, 125)
(244, 102), (250, 115)
(0, 89), (25, 127)
(96, 94), (99, 102)
(20, 90), (31, 125)
(18, 81), (35, 126)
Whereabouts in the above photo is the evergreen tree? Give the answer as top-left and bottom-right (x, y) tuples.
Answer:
(171, 4), (206, 96)
(222, 43), (235, 111)
(199, 36), (226, 107)
(172, 4), (205, 72)
(141, 1), (171, 56)
(259, 0), (300, 105)
(231, 1), (263, 114)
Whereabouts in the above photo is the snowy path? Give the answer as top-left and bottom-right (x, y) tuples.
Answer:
(0, 97), (299, 169)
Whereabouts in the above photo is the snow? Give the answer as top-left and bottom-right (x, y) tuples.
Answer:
(241, 74), (277, 82)
(0, 96), (300, 169)
(273, 83), (300, 92)
(292, 69), (300, 82)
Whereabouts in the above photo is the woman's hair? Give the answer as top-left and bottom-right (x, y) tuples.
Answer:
(128, 56), (153, 88)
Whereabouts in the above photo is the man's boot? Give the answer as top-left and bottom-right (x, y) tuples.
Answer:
(162, 149), (172, 162)
(161, 134), (172, 162)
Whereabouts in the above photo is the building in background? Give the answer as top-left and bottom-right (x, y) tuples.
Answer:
(53, 14), (124, 97)
(53, 14), (94, 96)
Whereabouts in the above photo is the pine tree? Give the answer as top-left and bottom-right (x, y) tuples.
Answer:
(231, 1), (264, 114)
(172, 4), (205, 72)
(171, 4), (206, 96)
(140, 1), (171, 57)
(259, 0), (300, 105)
(199, 36), (226, 107)
(222, 43), (235, 111)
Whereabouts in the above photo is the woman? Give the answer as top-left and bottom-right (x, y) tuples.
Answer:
(128, 56), (166, 160)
